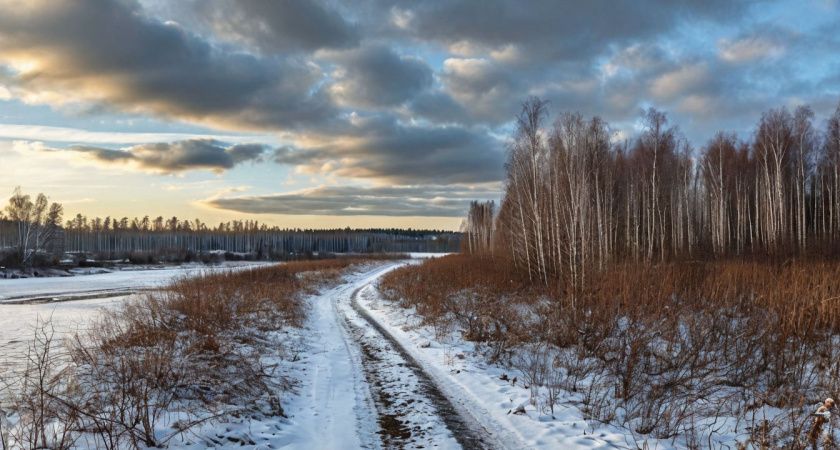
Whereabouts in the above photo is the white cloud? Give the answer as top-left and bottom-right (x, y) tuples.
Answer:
(390, 7), (414, 30)
(489, 44), (523, 65)
(650, 64), (710, 101)
(718, 36), (784, 63)
(10, 140), (46, 153)
(448, 40), (486, 57)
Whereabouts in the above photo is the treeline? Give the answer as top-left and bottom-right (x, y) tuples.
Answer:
(59, 223), (459, 260)
(59, 214), (458, 257)
(464, 97), (840, 287)
(1, 189), (460, 267)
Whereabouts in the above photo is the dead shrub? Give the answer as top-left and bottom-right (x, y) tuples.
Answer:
(0, 317), (78, 450)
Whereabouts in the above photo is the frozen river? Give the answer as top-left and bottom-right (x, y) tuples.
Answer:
(0, 262), (274, 373)
(0, 295), (121, 373)
(0, 262), (273, 303)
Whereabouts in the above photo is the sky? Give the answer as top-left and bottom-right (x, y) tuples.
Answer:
(0, 0), (839, 230)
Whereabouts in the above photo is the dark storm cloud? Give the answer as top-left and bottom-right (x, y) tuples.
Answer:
(194, 0), (359, 53)
(407, 91), (471, 125)
(370, 0), (748, 64)
(0, 0), (335, 130)
(274, 115), (505, 184)
(205, 185), (498, 217)
(67, 139), (268, 173)
(327, 45), (434, 108)
(2, 0), (839, 190)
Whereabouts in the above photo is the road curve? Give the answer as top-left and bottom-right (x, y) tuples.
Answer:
(334, 263), (506, 449)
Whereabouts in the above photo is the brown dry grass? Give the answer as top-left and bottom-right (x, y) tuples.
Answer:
(380, 254), (840, 444)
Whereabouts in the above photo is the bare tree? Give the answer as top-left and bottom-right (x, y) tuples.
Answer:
(463, 201), (496, 255)
(754, 107), (794, 250)
(3, 187), (63, 267)
(503, 97), (550, 283)
(791, 105), (817, 251)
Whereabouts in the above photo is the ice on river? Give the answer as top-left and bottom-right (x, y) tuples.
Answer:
(0, 262), (274, 374)
(0, 261), (272, 303)
(0, 295), (123, 373)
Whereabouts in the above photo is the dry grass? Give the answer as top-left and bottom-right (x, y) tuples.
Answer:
(0, 258), (389, 449)
(380, 254), (840, 445)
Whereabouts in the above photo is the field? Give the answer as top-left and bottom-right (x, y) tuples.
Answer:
(379, 254), (840, 448)
(3, 254), (839, 448)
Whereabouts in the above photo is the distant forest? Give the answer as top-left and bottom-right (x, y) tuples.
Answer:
(0, 187), (460, 267)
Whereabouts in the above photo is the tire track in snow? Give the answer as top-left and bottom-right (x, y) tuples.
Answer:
(335, 264), (502, 450)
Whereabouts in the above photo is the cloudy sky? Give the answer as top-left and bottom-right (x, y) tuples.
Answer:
(1, 0), (838, 229)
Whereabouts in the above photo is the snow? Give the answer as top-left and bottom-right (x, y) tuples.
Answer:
(264, 264), (464, 449)
(1, 260), (636, 448)
(0, 262), (274, 375)
(2, 258), (779, 449)
(338, 270), (464, 448)
(259, 260), (642, 449)
(0, 295), (120, 374)
(355, 263), (646, 449)
(265, 269), (381, 449)
(408, 252), (451, 259)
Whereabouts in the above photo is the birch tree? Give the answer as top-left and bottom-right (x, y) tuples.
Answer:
(4, 187), (63, 267)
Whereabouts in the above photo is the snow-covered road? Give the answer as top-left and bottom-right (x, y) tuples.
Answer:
(270, 266), (382, 449)
(274, 263), (510, 449)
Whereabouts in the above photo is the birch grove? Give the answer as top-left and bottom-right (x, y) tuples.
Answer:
(495, 98), (840, 285)
(2, 187), (64, 266)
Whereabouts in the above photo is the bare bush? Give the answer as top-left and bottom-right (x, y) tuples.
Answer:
(0, 316), (78, 450)
(509, 341), (550, 408)
(379, 253), (840, 445)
